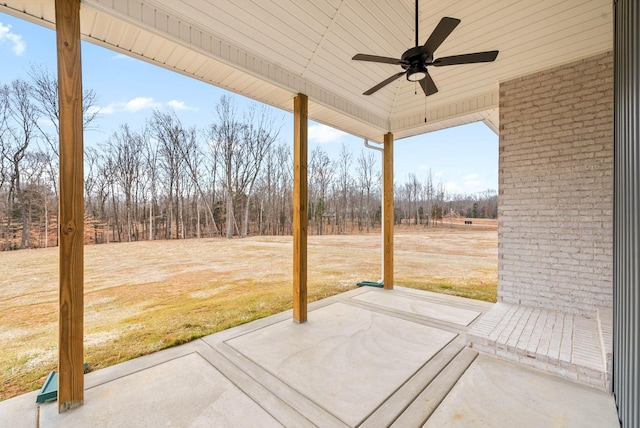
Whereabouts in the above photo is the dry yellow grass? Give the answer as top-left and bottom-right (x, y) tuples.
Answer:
(0, 225), (496, 401)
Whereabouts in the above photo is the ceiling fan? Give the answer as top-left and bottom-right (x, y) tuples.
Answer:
(352, 0), (499, 96)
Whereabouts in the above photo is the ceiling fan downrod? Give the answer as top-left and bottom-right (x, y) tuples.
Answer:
(415, 0), (419, 47)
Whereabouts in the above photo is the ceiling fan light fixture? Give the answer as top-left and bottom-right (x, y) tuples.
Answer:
(407, 64), (428, 82)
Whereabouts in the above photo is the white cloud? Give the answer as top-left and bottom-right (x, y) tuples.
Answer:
(167, 99), (195, 111)
(0, 22), (26, 56)
(86, 97), (161, 115)
(444, 181), (458, 192)
(124, 97), (159, 112)
(463, 173), (479, 180)
(308, 124), (346, 144)
(112, 53), (133, 61)
(464, 180), (482, 187)
(87, 104), (116, 115)
(89, 97), (194, 116)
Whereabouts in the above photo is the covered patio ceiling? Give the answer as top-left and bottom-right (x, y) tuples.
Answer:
(1, 0), (612, 142)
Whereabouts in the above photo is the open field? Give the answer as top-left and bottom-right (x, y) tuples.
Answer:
(0, 225), (497, 401)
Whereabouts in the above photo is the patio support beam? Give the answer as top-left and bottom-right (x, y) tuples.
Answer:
(55, 0), (84, 412)
(383, 132), (394, 289)
(293, 93), (308, 322)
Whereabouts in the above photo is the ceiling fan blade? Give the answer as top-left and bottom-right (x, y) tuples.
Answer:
(352, 53), (404, 65)
(433, 50), (499, 66)
(419, 73), (438, 96)
(424, 17), (460, 54)
(363, 71), (407, 95)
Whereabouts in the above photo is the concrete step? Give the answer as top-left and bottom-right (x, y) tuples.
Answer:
(360, 346), (478, 427)
(390, 347), (478, 427)
(358, 336), (478, 428)
(359, 336), (467, 427)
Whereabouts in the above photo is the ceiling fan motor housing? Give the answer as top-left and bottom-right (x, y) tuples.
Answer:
(401, 46), (433, 69)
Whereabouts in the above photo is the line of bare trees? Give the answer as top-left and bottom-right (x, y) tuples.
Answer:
(0, 70), (497, 251)
(83, 97), (287, 244)
(0, 67), (98, 250)
(395, 172), (498, 226)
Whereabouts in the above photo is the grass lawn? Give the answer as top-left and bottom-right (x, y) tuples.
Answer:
(0, 225), (496, 401)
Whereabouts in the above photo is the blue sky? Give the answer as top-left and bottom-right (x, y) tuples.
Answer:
(0, 12), (497, 194)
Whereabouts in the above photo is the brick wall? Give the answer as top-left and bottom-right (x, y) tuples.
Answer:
(498, 52), (613, 317)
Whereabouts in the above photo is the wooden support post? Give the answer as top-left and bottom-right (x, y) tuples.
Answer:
(383, 132), (394, 289)
(55, 0), (84, 412)
(293, 94), (308, 322)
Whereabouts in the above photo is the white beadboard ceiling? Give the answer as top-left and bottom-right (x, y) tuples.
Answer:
(1, 0), (612, 142)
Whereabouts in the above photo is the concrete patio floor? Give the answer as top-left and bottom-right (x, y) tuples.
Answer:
(0, 287), (620, 427)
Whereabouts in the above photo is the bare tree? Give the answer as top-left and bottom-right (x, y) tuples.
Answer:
(238, 104), (280, 237)
(139, 128), (160, 240)
(309, 146), (334, 235)
(2, 80), (39, 249)
(407, 173), (422, 225)
(150, 109), (187, 239)
(175, 126), (199, 239)
(422, 169), (435, 226)
(0, 84), (9, 194)
(478, 189), (498, 218)
(28, 65), (99, 245)
(335, 143), (353, 233)
(85, 146), (111, 243)
(209, 96), (244, 239)
(20, 150), (50, 248)
(274, 144), (293, 235)
(175, 125), (220, 237)
(356, 149), (378, 231)
(431, 180), (447, 226)
(255, 142), (292, 235)
(28, 65), (99, 157)
(105, 124), (144, 242)
(0, 86), (11, 248)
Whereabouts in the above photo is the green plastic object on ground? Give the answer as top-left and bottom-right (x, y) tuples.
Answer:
(36, 363), (89, 403)
(356, 281), (384, 288)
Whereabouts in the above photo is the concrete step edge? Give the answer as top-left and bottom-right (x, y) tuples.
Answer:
(390, 348), (478, 427)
